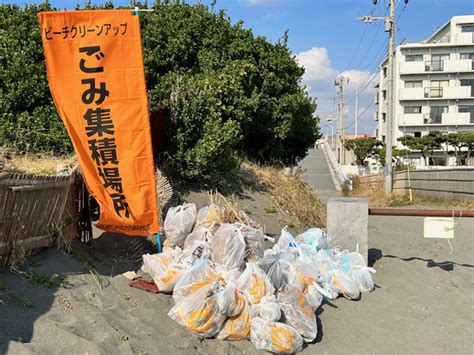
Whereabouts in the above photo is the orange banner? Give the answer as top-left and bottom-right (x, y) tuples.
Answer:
(39, 10), (159, 236)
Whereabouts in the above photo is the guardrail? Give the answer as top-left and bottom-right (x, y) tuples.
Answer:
(323, 142), (351, 191)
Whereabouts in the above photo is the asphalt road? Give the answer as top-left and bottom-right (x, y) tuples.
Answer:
(300, 147), (340, 201)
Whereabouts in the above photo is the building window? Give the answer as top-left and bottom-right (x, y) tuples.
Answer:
(404, 106), (422, 114)
(460, 79), (474, 97)
(382, 113), (386, 122)
(382, 90), (387, 100)
(460, 24), (474, 33)
(405, 80), (422, 88)
(406, 54), (423, 62)
(382, 135), (385, 143)
(425, 80), (448, 98)
(459, 105), (474, 123)
(414, 132), (421, 138)
(429, 157), (447, 166)
(382, 67), (387, 77)
(431, 54), (449, 61)
(424, 106), (447, 124)
(460, 53), (474, 59)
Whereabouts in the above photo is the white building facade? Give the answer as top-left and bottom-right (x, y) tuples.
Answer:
(375, 15), (474, 166)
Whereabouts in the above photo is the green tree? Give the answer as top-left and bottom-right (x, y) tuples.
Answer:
(446, 132), (474, 165)
(397, 132), (440, 165)
(1, 2), (320, 178)
(344, 137), (382, 165)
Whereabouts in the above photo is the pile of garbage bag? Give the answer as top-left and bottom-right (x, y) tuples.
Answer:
(142, 203), (376, 353)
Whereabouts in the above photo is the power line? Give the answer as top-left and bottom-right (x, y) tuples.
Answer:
(345, 2), (378, 69)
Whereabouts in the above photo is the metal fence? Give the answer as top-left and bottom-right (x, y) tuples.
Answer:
(323, 142), (351, 190)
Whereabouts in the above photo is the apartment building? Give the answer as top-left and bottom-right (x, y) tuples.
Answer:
(375, 15), (474, 166)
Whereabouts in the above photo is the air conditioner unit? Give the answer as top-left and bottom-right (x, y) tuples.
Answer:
(425, 65), (431, 71)
(424, 92), (430, 98)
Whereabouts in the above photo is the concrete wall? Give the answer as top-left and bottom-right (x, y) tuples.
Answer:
(356, 168), (474, 199)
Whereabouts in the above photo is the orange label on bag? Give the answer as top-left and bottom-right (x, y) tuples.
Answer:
(38, 10), (158, 235)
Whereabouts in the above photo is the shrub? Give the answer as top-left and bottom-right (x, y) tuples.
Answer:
(1, 1), (320, 178)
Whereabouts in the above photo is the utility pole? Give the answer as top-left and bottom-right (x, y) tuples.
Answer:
(327, 114), (334, 148)
(358, 0), (408, 193)
(334, 77), (349, 164)
(355, 85), (359, 137)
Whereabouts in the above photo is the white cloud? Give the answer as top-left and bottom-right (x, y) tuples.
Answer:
(296, 47), (378, 135)
(296, 47), (337, 82)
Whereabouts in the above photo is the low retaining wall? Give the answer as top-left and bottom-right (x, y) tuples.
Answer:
(355, 168), (474, 200)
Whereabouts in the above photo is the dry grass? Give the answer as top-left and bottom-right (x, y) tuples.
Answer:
(244, 162), (326, 231)
(0, 147), (76, 175)
(351, 185), (474, 210)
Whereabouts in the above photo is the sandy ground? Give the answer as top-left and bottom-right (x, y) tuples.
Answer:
(1, 189), (473, 354)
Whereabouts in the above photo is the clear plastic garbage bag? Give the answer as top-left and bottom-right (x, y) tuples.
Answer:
(142, 250), (183, 293)
(329, 269), (360, 300)
(184, 225), (213, 249)
(168, 281), (226, 338)
(176, 240), (212, 269)
(258, 252), (294, 290)
(314, 248), (338, 275)
(217, 300), (252, 340)
(217, 284), (246, 317)
(337, 251), (366, 273)
(164, 203), (197, 247)
(250, 317), (303, 353)
(210, 224), (246, 270)
(196, 204), (223, 232)
(172, 259), (222, 304)
(238, 262), (275, 305)
(296, 228), (329, 251)
(235, 223), (265, 262)
(275, 227), (303, 255)
(350, 267), (376, 292)
(305, 282), (325, 311)
(258, 295), (281, 322)
(277, 288), (317, 342)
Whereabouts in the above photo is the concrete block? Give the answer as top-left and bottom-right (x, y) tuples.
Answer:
(327, 197), (369, 264)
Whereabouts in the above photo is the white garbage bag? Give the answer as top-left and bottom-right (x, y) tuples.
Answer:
(250, 317), (303, 353)
(258, 295), (281, 322)
(217, 284), (246, 317)
(235, 223), (265, 262)
(258, 251), (294, 290)
(173, 259), (221, 304)
(164, 203), (197, 247)
(196, 204), (222, 228)
(210, 224), (246, 270)
(350, 267), (376, 293)
(142, 250), (184, 293)
(277, 289), (318, 342)
(168, 281), (226, 338)
(296, 227), (329, 251)
(217, 300), (252, 341)
(328, 269), (360, 300)
(238, 262), (275, 305)
(183, 225), (213, 249)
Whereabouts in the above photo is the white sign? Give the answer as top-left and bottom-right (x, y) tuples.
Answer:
(423, 217), (455, 239)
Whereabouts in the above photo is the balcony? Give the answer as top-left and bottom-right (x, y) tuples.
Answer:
(423, 113), (442, 124)
(444, 59), (474, 72)
(400, 59), (474, 74)
(399, 85), (472, 101)
(398, 113), (424, 126)
(441, 112), (473, 125)
(399, 60), (425, 74)
(424, 87), (443, 98)
(425, 60), (444, 72)
(456, 32), (474, 45)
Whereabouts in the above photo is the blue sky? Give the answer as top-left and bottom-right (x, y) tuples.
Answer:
(4, 0), (474, 134)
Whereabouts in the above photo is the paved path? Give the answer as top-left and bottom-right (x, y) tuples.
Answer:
(299, 147), (340, 201)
